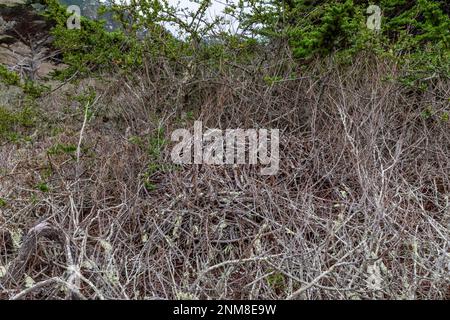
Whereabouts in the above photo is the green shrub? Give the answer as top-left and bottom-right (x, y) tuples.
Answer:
(22, 81), (50, 98)
(0, 65), (20, 86)
(288, 0), (366, 59)
(35, 182), (50, 192)
(47, 143), (77, 156)
(42, 0), (143, 78)
(236, 0), (449, 65)
(0, 105), (36, 141)
(40, 0), (189, 78)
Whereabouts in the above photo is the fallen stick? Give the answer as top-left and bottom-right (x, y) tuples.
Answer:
(1, 221), (82, 299)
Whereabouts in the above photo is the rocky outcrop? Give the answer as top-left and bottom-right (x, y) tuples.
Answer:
(0, 0), (56, 81)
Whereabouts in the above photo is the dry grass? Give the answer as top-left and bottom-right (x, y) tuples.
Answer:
(0, 54), (449, 299)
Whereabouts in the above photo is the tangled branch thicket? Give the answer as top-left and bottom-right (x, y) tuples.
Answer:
(0, 53), (449, 299)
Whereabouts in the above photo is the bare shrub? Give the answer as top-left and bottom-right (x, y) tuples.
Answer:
(0, 54), (448, 299)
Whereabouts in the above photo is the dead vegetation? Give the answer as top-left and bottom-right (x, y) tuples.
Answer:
(0, 54), (449, 299)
